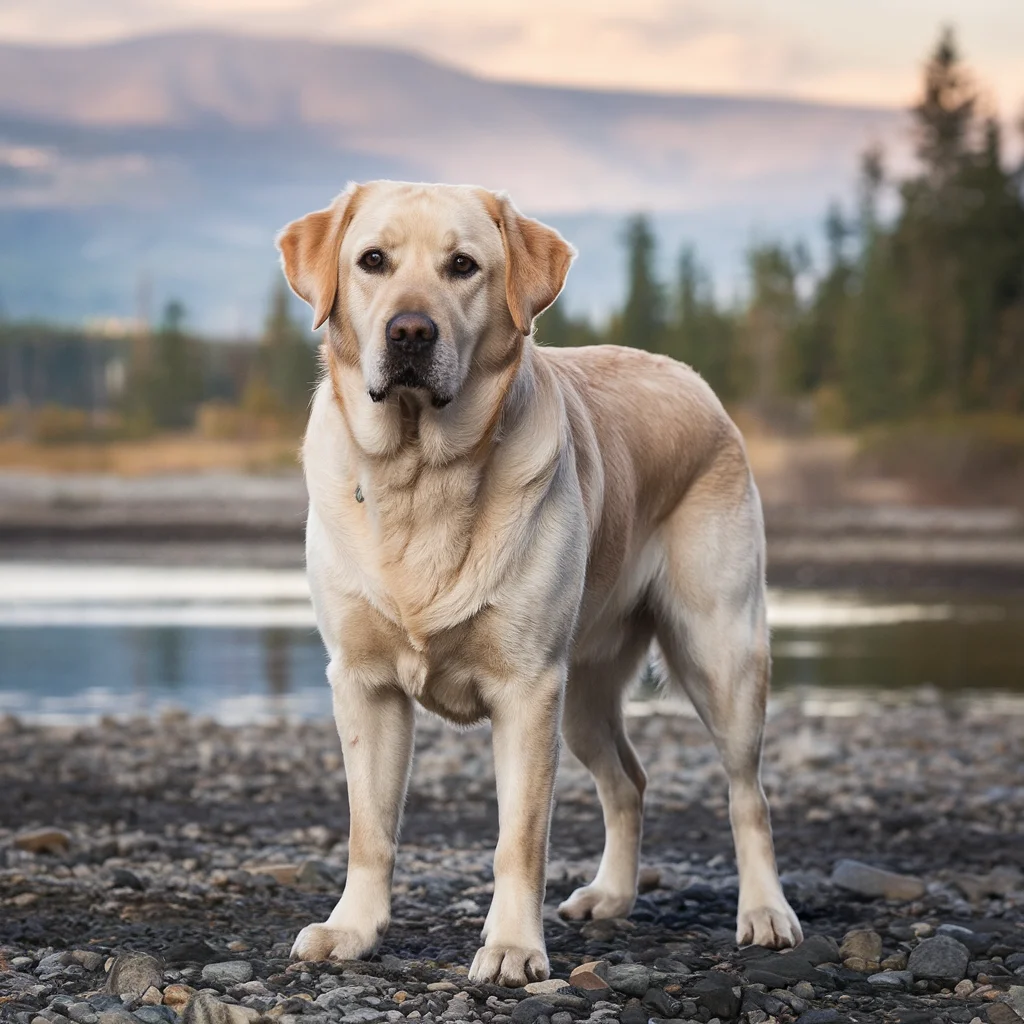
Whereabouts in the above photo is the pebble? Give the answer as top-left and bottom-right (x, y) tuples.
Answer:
(907, 935), (971, 986)
(105, 954), (163, 998)
(510, 997), (555, 1023)
(161, 985), (195, 1011)
(1, 698), (1023, 1024)
(568, 961), (610, 990)
(868, 970), (913, 990)
(522, 981), (569, 995)
(71, 951), (105, 972)
(243, 863), (298, 885)
(831, 859), (927, 900)
(201, 962), (254, 986)
(988, 1006), (1024, 1024)
(14, 827), (72, 854)
(839, 928), (882, 968)
(605, 964), (650, 997)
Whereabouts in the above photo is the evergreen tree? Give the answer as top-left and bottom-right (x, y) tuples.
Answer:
(668, 246), (736, 397)
(740, 242), (805, 408)
(256, 279), (317, 413)
(619, 215), (666, 352)
(792, 204), (851, 396)
(148, 300), (203, 429)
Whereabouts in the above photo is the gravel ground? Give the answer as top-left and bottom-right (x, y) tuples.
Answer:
(1, 690), (1023, 1024)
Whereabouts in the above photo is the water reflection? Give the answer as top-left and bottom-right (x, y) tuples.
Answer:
(0, 562), (1021, 722)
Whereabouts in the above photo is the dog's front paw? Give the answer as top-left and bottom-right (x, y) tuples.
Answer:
(291, 922), (381, 962)
(468, 944), (549, 987)
(736, 898), (803, 950)
(557, 883), (635, 921)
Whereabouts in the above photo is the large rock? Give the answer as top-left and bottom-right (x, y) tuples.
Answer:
(105, 953), (163, 998)
(831, 859), (926, 900)
(907, 935), (970, 986)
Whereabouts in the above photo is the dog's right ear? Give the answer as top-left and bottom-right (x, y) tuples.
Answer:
(276, 183), (363, 330)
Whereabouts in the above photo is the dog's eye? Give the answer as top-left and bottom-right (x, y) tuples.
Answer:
(359, 249), (386, 272)
(450, 253), (478, 277)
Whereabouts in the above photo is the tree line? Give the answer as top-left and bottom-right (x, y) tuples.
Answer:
(0, 280), (317, 441)
(1, 30), (1020, 443)
(539, 29), (1024, 428)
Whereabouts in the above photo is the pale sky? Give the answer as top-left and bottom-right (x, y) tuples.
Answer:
(1, 0), (1022, 113)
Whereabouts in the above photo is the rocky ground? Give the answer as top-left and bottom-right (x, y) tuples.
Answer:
(1, 690), (1023, 1024)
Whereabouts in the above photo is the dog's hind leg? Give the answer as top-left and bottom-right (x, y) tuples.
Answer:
(654, 468), (802, 950)
(558, 632), (651, 921)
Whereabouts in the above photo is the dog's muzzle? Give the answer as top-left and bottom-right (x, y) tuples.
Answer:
(370, 312), (450, 406)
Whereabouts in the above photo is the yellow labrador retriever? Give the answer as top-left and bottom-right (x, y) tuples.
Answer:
(278, 181), (802, 986)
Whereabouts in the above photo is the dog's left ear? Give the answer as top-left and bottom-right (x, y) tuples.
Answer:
(276, 182), (363, 329)
(484, 191), (576, 336)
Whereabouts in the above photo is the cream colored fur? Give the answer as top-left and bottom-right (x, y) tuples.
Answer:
(278, 181), (802, 986)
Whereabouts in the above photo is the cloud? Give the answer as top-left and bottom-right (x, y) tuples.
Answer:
(0, 0), (1020, 111)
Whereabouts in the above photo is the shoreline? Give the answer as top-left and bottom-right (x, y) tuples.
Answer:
(1, 690), (1023, 1024)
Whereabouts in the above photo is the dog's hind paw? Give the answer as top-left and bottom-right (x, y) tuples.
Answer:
(290, 922), (380, 962)
(557, 883), (635, 921)
(468, 944), (549, 987)
(736, 900), (803, 950)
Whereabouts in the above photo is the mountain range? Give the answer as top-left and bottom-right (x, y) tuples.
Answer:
(0, 32), (907, 333)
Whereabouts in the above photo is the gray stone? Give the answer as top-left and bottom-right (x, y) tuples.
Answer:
(796, 1012), (840, 1024)
(988, 1006), (1024, 1024)
(692, 976), (740, 1020)
(132, 1009), (176, 1024)
(106, 955), (164, 999)
(907, 935), (971, 986)
(789, 935), (841, 966)
(1007, 986), (1024, 1016)
(37, 952), (73, 976)
(315, 987), (372, 1010)
(867, 971), (913, 990)
(97, 1013), (137, 1024)
(201, 962), (254, 986)
(935, 923), (994, 956)
(66, 1005), (99, 1024)
(71, 952), (105, 972)
(511, 998), (555, 1024)
(522, 981), (568, 995)
(642, 987), (681, 1018)
(605, 964), (651, 998)
(340, 1011), (385, 1024)
(830, 859), (926, 900)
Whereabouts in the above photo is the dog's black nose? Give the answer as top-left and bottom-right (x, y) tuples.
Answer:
(386, 313), (437, 354)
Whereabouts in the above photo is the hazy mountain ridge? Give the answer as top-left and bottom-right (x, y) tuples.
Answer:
(0, 32), (906, 332)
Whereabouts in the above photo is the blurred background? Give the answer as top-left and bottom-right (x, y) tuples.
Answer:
(0, 1), (1022, 721)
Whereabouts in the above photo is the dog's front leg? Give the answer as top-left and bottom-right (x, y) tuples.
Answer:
(469, 668), (564, 986)
(292, 668), (414, 962)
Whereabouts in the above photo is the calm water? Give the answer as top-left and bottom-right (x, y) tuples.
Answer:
(1, 563), (1022, 723)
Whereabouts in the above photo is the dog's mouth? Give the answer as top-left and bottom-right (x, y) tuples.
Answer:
(369, 363), (453, 409)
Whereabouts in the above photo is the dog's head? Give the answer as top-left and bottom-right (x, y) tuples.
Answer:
(277, 181), (575, 408)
